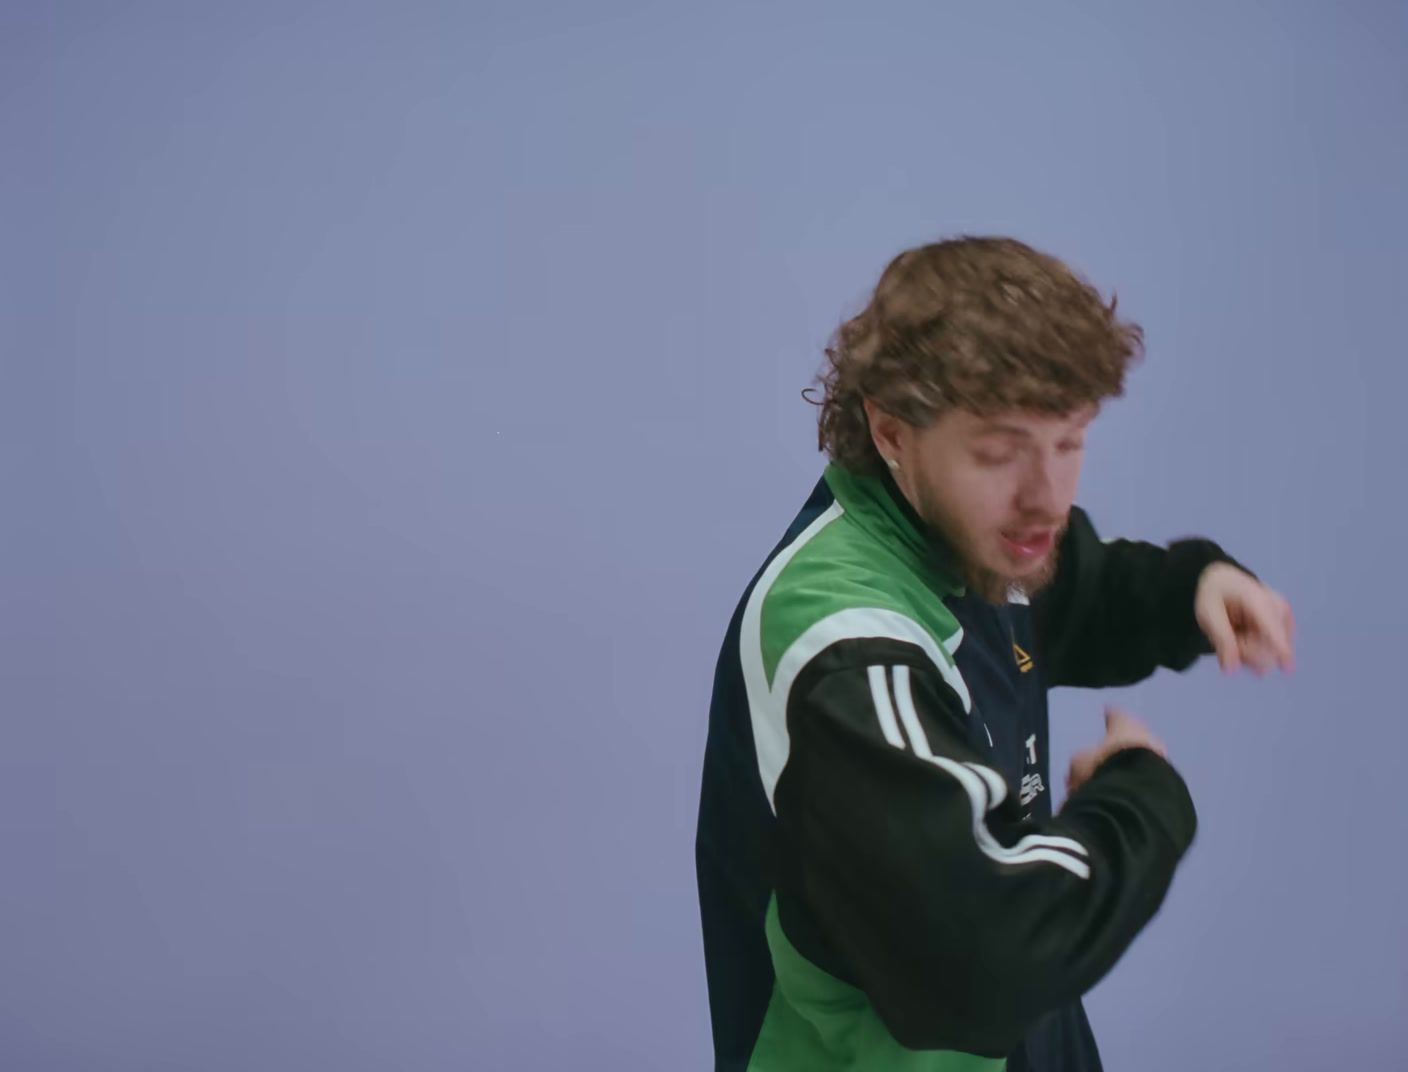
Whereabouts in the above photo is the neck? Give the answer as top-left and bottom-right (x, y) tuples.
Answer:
(876, 466), (1031, 604)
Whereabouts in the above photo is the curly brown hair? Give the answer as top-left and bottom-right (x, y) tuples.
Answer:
(811, 236), (1144, 474)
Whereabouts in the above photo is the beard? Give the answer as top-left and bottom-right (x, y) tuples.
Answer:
(912, 481), (1065, 604)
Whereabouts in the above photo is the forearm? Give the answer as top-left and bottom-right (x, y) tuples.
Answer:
(1036, 507), (1246, 687)
(779, 657), (1198, 1054)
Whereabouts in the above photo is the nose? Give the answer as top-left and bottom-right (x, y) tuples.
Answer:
(1015, 457), (1061, 518)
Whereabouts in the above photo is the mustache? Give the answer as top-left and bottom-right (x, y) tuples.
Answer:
(1003, 517), (1068, 532)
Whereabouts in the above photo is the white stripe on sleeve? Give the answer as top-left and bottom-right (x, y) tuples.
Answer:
(890, 665), (1091, 879)
(867, 665), (906, 749)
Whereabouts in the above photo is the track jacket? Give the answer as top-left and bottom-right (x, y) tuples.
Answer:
(696, 462), (1237, 1071)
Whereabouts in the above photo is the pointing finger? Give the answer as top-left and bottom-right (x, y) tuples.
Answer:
(1239, 635), (1273, 676)
(1201, 601), (1241, 672)
(1279, 599), (1297, 670)
(1256, 594), (1296, 669)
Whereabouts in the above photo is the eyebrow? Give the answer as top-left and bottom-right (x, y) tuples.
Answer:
(971, 423), (1035, 439)
(971, 413), (1095, 440)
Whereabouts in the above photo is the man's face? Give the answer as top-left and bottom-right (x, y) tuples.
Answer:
(877, 404), (1097, 602)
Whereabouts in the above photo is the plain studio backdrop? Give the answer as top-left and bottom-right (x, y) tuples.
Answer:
(4, 2), (1404, 1069)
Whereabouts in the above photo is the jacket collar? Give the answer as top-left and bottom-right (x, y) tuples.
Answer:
(821, 462), (966, 597)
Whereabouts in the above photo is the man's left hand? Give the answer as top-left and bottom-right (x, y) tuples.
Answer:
(1194, 562), (1296, 675)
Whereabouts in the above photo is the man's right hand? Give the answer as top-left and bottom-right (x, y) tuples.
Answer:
(1066, 707), (1168, 795)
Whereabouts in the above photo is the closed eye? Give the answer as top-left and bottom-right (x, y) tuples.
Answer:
(972, 451), (1016, 466)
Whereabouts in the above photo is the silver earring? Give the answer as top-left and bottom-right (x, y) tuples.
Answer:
(885, 457), (899, 471)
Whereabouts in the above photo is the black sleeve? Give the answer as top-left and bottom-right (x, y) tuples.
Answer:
(774, 640), (1197, 1057)
(1032, 505), (1247, 688)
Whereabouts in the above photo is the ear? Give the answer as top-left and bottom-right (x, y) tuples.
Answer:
(862, 399), (905, 466)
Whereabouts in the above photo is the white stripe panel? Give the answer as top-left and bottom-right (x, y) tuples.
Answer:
(749, 605), (968, 805)
(774, 608), (972, 718)
(739, 502), (846, 814)
(739, 501), (972, 813)
(867, 666), (905, 749)
(890, 666), (1091, 879)
(964, 762), (1008, 811)
(942, 626), (965, 655)
(751, 604), (971, 810)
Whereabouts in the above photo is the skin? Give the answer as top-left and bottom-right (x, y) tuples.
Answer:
(864, 399), (1095, 604)
(863, 398), (1297, 792)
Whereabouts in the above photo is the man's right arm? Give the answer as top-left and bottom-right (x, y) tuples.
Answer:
(774, 640), (1197, 1057)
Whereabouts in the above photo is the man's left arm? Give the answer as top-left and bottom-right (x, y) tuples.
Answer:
(1033, 506), (1295, 689)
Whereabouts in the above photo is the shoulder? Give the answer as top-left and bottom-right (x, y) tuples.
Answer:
(751, 511), (961, 691)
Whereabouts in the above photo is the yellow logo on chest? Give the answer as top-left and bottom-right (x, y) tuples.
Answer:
(1012, 641), (1034, 674)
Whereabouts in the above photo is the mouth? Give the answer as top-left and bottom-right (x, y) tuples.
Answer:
(1000, 528), (1056, 561)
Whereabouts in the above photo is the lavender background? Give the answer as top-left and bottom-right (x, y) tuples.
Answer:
(4, 2), (1404, 1069)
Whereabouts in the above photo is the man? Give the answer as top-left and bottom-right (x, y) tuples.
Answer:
(695, 237), (1294, 1071)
